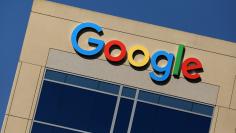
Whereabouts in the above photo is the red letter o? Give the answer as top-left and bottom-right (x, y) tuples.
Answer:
(104, 40), (127, 62)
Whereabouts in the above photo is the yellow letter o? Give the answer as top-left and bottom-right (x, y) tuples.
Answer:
(128, 45), (150, 67)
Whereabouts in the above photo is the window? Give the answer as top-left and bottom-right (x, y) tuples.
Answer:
(113, 98), (134, 133)
(31, 69), (214, 133)
(131, 101), (211, 133)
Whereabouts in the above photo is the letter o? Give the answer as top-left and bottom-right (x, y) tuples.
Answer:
(128, 45), (150, 67)
(104, 40), (127, 62)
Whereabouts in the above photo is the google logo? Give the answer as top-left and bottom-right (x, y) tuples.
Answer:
(71, 22), (203, 83)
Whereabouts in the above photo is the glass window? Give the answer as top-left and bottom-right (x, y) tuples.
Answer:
(65, 75), (99, 89)
(121, 87), (136, 98)
(31, 122), (53, 133)
(31, 122), (82, 133)
(113, 98), (134, 133)
(192, 103), (214, 116)
(45, 70), (67, 82)
(159, 95), (192, 111)
(131, 102), (211, 133)
(98, 81), (120, 94)
(138, 91), (160, 104)
(34, 81), (61, 124)
(35, 81), (117, 133)
(36, 70), (214, 133)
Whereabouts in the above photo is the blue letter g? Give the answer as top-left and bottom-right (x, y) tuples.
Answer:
(71, 22), (105, 56)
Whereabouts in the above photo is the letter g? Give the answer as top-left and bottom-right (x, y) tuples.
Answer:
(71, 22), (105, 56)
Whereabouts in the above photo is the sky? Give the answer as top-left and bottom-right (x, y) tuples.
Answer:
(50, 0), (236, 42)
(0, 0), (33, 128)
(0, 0), (235, 129)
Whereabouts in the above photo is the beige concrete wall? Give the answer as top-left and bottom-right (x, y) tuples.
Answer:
(2, 0), (236, 133)
(1, 62), (44, 133)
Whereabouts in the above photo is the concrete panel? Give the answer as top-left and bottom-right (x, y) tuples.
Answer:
(215, 107), (236, 133)
(5, 62), (22, 115)
(20, 13), (73, 66)
(3, 116), (28, 133)
(32, 0), (236, 57)
(25, 120), (32, 133)
(230, 76), (236, 109)
(209, 106), (219, 133)
(29, 67), (45, 119)
(9, 63), (41, 119)
(47, 49), (219, 105)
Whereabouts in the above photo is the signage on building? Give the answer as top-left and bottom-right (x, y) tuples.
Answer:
(71, 22), (203, 83)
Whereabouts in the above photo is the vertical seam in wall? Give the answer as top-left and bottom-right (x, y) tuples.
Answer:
(209, 106), (219, 133)
(28, 49), (50, 132)
(215, 85), (221, 107)
(28, 68), (47, 133)
(25, 66), (43, 133)
(229, 75), (236, 108)
(46, 48), (52, 67)
(3, 62), (22, 133)
(213, 107), (220, 133)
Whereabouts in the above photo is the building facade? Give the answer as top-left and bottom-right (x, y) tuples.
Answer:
(1, 0), (236, 133)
